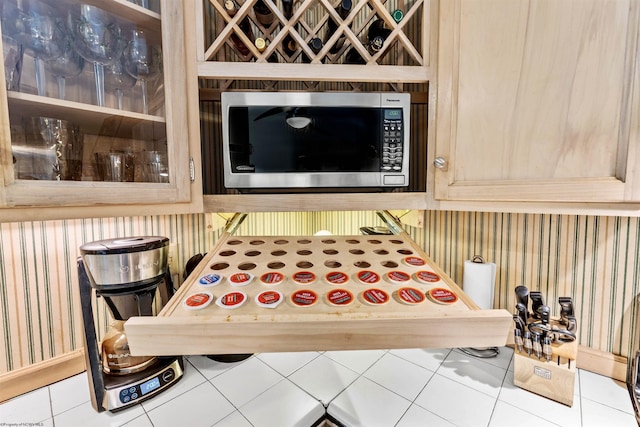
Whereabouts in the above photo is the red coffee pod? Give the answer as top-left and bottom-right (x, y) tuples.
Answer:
(403, 256), (426, 267)
(325, 271), (349, 285)
(260, 272), (284, 285)
(215, 291), (247, 309)
(291, 289), (318, 307)
(427, 288), (458, 305)
(255, 290), (283, 308)
(229, 272), (254, 287)
(414, 270), (441, 284)
(386, 270), (411, 284)
(397, 287), (425, 304)
(357, 270), (380, 284)
(293, 271), (316, 285)
(183, 292), (214, 310)
(326, 289), (354, 306)
(361, 288), (389, 305)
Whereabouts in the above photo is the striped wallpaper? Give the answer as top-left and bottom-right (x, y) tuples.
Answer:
(1, 210), (638, 376)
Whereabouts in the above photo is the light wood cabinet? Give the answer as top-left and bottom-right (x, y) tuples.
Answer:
(0, 0), (202, 221)
(434, 0), (640, 204)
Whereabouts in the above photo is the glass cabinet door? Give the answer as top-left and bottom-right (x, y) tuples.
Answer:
(0, 0), (194, 211)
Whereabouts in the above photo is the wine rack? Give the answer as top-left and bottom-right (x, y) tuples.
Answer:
(196, 0), (432, 83)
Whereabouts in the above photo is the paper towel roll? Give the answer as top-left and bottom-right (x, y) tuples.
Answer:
(463, 258), (496, 310)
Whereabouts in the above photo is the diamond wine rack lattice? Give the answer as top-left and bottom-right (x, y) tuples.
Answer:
(195, 0), (431, 83)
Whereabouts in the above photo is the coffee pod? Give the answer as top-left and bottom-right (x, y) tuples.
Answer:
(260, 272), (285, 285)
(216, 291), (247, 309)
(291, 289), (318, 307)
(229, 272), (254, 286)
(198, 273), (223, 286)
(255, 290), (283, 308)
(183, 292), (214, 310)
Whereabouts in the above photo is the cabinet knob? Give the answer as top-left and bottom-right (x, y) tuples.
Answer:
(433, 157), (447, 169)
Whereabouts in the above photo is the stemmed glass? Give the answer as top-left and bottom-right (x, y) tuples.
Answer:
(46, 19), (84, 100)
(69, 4), (124, 107)
(104, 55), (136, 110)
(8, 0), (64, 97)
(123, 29), (161, 114)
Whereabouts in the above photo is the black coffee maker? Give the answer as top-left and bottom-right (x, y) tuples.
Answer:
(78, 236), (184, 412)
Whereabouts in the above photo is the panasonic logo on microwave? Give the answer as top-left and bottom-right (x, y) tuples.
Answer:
(384, 97), (402, 103)
(235, 165), (255, 172)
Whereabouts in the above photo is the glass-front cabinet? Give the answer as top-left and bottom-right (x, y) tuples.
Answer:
(0, 0), (197, 216)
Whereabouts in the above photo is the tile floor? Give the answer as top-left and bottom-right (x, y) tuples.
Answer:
(0, 347), (636, 427)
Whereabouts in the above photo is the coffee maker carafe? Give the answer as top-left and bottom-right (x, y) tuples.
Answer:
(78, 236), (183, 412)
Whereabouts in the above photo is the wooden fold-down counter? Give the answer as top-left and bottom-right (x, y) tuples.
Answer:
(125, 234), (512, 356)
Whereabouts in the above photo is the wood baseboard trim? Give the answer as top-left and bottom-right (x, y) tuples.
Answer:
(577, 345), (628, 382)
(0, 349), (86, 403)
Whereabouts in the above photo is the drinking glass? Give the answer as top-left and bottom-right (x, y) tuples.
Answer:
(8, 0), (64, 97)
(104, 55), (136, 110)
(1, 2), (24, 91)
(123, 29), (161, 114)
(46, 19), (84, 100)
(69, 4), (124, 107)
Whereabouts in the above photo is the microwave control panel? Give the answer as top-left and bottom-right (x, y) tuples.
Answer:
(381, 109), (404, 172)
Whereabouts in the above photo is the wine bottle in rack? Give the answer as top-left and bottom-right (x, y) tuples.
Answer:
(225, 0), (255, 57)
(253, 0), (274, 26)
(281, 0), (297, 60)
(324, 0), (352, 54)
(301, 37), (324, 63)
(344, 46), (365, 64)
(255, 37), (278, 62)
(367, 18), (392, 43)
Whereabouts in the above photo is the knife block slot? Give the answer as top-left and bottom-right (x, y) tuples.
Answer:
(513, 318), (578, 406)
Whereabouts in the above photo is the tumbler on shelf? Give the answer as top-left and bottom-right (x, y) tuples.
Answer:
(138, 150), (168, 183)
(14, 117), (84, 181)
(94, 151), (135, 182)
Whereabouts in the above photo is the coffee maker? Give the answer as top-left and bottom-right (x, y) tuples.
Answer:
(78, 236), (184, 412)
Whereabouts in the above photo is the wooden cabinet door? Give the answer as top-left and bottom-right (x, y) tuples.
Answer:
(434, 0), (640, 203)
(0, 0), (200, 220)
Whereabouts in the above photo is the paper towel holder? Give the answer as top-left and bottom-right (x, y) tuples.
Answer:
(460, 254), (500, 359)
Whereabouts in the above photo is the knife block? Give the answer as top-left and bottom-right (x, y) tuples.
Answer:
(513, 318), (578, 406)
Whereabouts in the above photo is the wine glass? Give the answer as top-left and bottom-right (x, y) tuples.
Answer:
(8, 0), (64, 97)
(123, 29), (161, 114)
(69, 4), (125, 107)
(46, 19), (84, 100)
(104, 55), (136, 110)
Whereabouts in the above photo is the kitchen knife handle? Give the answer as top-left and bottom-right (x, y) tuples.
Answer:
(530, 291), (544, 319)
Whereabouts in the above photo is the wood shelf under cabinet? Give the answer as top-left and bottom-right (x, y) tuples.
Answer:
(125, 233), (512, 355)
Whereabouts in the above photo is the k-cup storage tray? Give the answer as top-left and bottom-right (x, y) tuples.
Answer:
(125, 234), (512, 356)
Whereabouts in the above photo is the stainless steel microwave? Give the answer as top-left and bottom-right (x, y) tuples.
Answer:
(221, 92), (410, 190)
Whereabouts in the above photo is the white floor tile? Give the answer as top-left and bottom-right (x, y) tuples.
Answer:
(256, 351), (320, 376)
(327, 376), (411, 427)
(212, 410), (254, 427)
(122, 413), (154, 427)
(454, 346), (514, 371)
(581, 397), (637, 427)
(209, 357), (284, 407)
(579, 369), (635, 414)
(388, 348), (451, 372)
(141, 358), (207, 411)
(187, 355), (253, 380)
(146, 381), (235, 427)
(323, 349), (386, 374)
(363, 352), (434, 400)
(288, 354), (360, 405)
(437, 349), (508, 398)
(498, 370), (581, 427)
(0, 387), (52, 423)
(53, 400), (145, 427)
(489, 401), (558, 427)
(396, 404), (455, 427)
(414, 374), (496, 426)
(239, 379), (325, 427)
(49, 373), (91, 415)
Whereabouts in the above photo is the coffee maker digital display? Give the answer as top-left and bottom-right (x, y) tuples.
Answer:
(78, 236), (184, 412)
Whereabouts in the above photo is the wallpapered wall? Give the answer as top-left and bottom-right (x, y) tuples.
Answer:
(1, 211), (638, 375)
